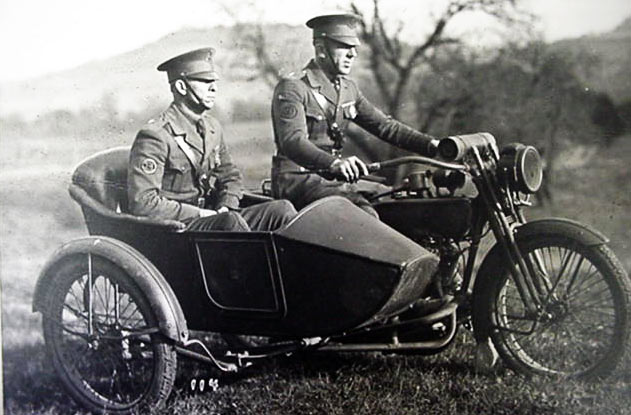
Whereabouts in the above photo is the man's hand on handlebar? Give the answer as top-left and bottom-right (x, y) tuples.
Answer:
(329, 156), (369, 183)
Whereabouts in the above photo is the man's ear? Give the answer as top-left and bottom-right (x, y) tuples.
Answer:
(174, 79), (187, 96)
(314, 41), (327, 60)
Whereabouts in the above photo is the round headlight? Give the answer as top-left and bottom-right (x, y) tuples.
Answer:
(499, 144), (543, 194)
(516, 146), (543, 193)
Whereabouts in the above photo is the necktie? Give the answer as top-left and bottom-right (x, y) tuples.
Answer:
(196, 119), (207, 156)
(196, 119), (206, 138)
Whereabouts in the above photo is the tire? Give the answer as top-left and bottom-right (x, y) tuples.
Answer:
(475, 233), (630, 380)
(41, 254), (177, 414)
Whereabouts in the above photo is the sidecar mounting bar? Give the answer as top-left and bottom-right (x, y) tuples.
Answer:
(329, 301), (458, 340)
(176, 338), (318, 371)
(319, 311), (457, 352)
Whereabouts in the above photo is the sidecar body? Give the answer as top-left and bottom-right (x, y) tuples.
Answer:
(34, 147), (439, 340)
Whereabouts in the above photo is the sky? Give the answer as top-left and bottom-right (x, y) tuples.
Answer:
(0, 0), (629, 82)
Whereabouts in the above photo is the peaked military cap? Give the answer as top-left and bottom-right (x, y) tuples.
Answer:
(306, 13), (361, 46)
(157, 47), (219, 82)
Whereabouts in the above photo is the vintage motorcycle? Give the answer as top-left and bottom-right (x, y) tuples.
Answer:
(33, 133), (630, 414)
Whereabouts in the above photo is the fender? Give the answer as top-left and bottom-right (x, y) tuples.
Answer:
(513, 217), (609, 246)
(471, 218), (609, 342)
(33, 236), (188, 343)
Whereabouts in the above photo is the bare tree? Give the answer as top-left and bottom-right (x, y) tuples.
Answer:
(347, 0), (534, 169)
(219, 2), (311, 88)
(351, 0), (532, 121)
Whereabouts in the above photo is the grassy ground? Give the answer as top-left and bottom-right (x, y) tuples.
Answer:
(1, 126), (630, 414)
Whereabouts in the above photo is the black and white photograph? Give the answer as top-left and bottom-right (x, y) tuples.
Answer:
(1, 0), (630, 413)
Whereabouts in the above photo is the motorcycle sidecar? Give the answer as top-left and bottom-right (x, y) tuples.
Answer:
(34, 146), (439, 342)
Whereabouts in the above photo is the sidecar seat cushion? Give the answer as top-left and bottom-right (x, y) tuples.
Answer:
(69, 146), (185, 231)
(71, 146), (130, 212)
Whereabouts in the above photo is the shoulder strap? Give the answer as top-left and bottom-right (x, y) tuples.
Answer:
(172, 134), (201, 170)
(310, 88), (330, 113)
(307, 80), (344, 150)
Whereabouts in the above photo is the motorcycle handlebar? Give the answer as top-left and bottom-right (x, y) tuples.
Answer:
(280, 156), (468, 181)
(367, 156), (468, 173)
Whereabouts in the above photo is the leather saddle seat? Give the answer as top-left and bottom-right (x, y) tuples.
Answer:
(69, 146), (185, 231)
(71, 146), (130, 212)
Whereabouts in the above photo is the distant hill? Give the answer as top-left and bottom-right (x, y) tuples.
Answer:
(0, 24), (313, 120)
(552, 16), (631, 104)
(1, 17), (630, 121)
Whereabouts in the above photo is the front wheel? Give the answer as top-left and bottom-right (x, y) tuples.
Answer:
(41, 254), (177, 414)
(474, 231), (630, 379)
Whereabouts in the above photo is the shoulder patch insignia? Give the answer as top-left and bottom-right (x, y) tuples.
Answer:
(141, 158), (158, 174)
(280, 103), (298, 119)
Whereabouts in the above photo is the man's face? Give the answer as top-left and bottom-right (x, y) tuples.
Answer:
(327, 40), (358, 75)
(186, 79), (217, 110)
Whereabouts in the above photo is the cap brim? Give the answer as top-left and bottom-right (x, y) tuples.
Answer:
(328, 35), (361, 47)
(185, 71), (219, 81)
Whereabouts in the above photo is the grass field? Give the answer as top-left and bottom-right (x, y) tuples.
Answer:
(1, 123), (630, 414)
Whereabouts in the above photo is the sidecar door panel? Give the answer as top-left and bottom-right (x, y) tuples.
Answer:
(192, 232), (285, 317)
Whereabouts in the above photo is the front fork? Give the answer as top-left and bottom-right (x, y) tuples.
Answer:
(470, 151), (551, 317)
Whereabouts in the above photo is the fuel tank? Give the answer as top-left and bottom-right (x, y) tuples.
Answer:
(374, 197), (473, 241)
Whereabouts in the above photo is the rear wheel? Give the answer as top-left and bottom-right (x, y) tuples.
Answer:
(42, 254), (177, 413)
(476, 234), (630, 379)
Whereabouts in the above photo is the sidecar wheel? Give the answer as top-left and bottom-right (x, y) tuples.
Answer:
(476, 234), (630, 380)
(41, 254), (177, 414)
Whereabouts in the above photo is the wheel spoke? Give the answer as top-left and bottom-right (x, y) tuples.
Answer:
(566, 265), (600, 298)
(566, 277), (608, 304)
(548, 248), (575, 294)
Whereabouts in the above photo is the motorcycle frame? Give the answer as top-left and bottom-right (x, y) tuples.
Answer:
(370, 148), (550, 327)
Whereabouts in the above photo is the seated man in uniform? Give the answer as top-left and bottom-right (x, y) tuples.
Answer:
(128, 47), (297, 231)
(271, 14), (440, 217)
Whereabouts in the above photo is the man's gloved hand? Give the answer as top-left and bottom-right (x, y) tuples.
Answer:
(199, 208), (218, 218)
(329, 156), (369, 183)
(199, 206), (231, 218)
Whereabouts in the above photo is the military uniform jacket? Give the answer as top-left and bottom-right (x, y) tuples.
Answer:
(271, 59), (435, 205)
(128, 103), (243, 223)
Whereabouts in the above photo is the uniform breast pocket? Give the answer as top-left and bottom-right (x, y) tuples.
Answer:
(305, 108), (328, 140)
(163, 159), (193, 192)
